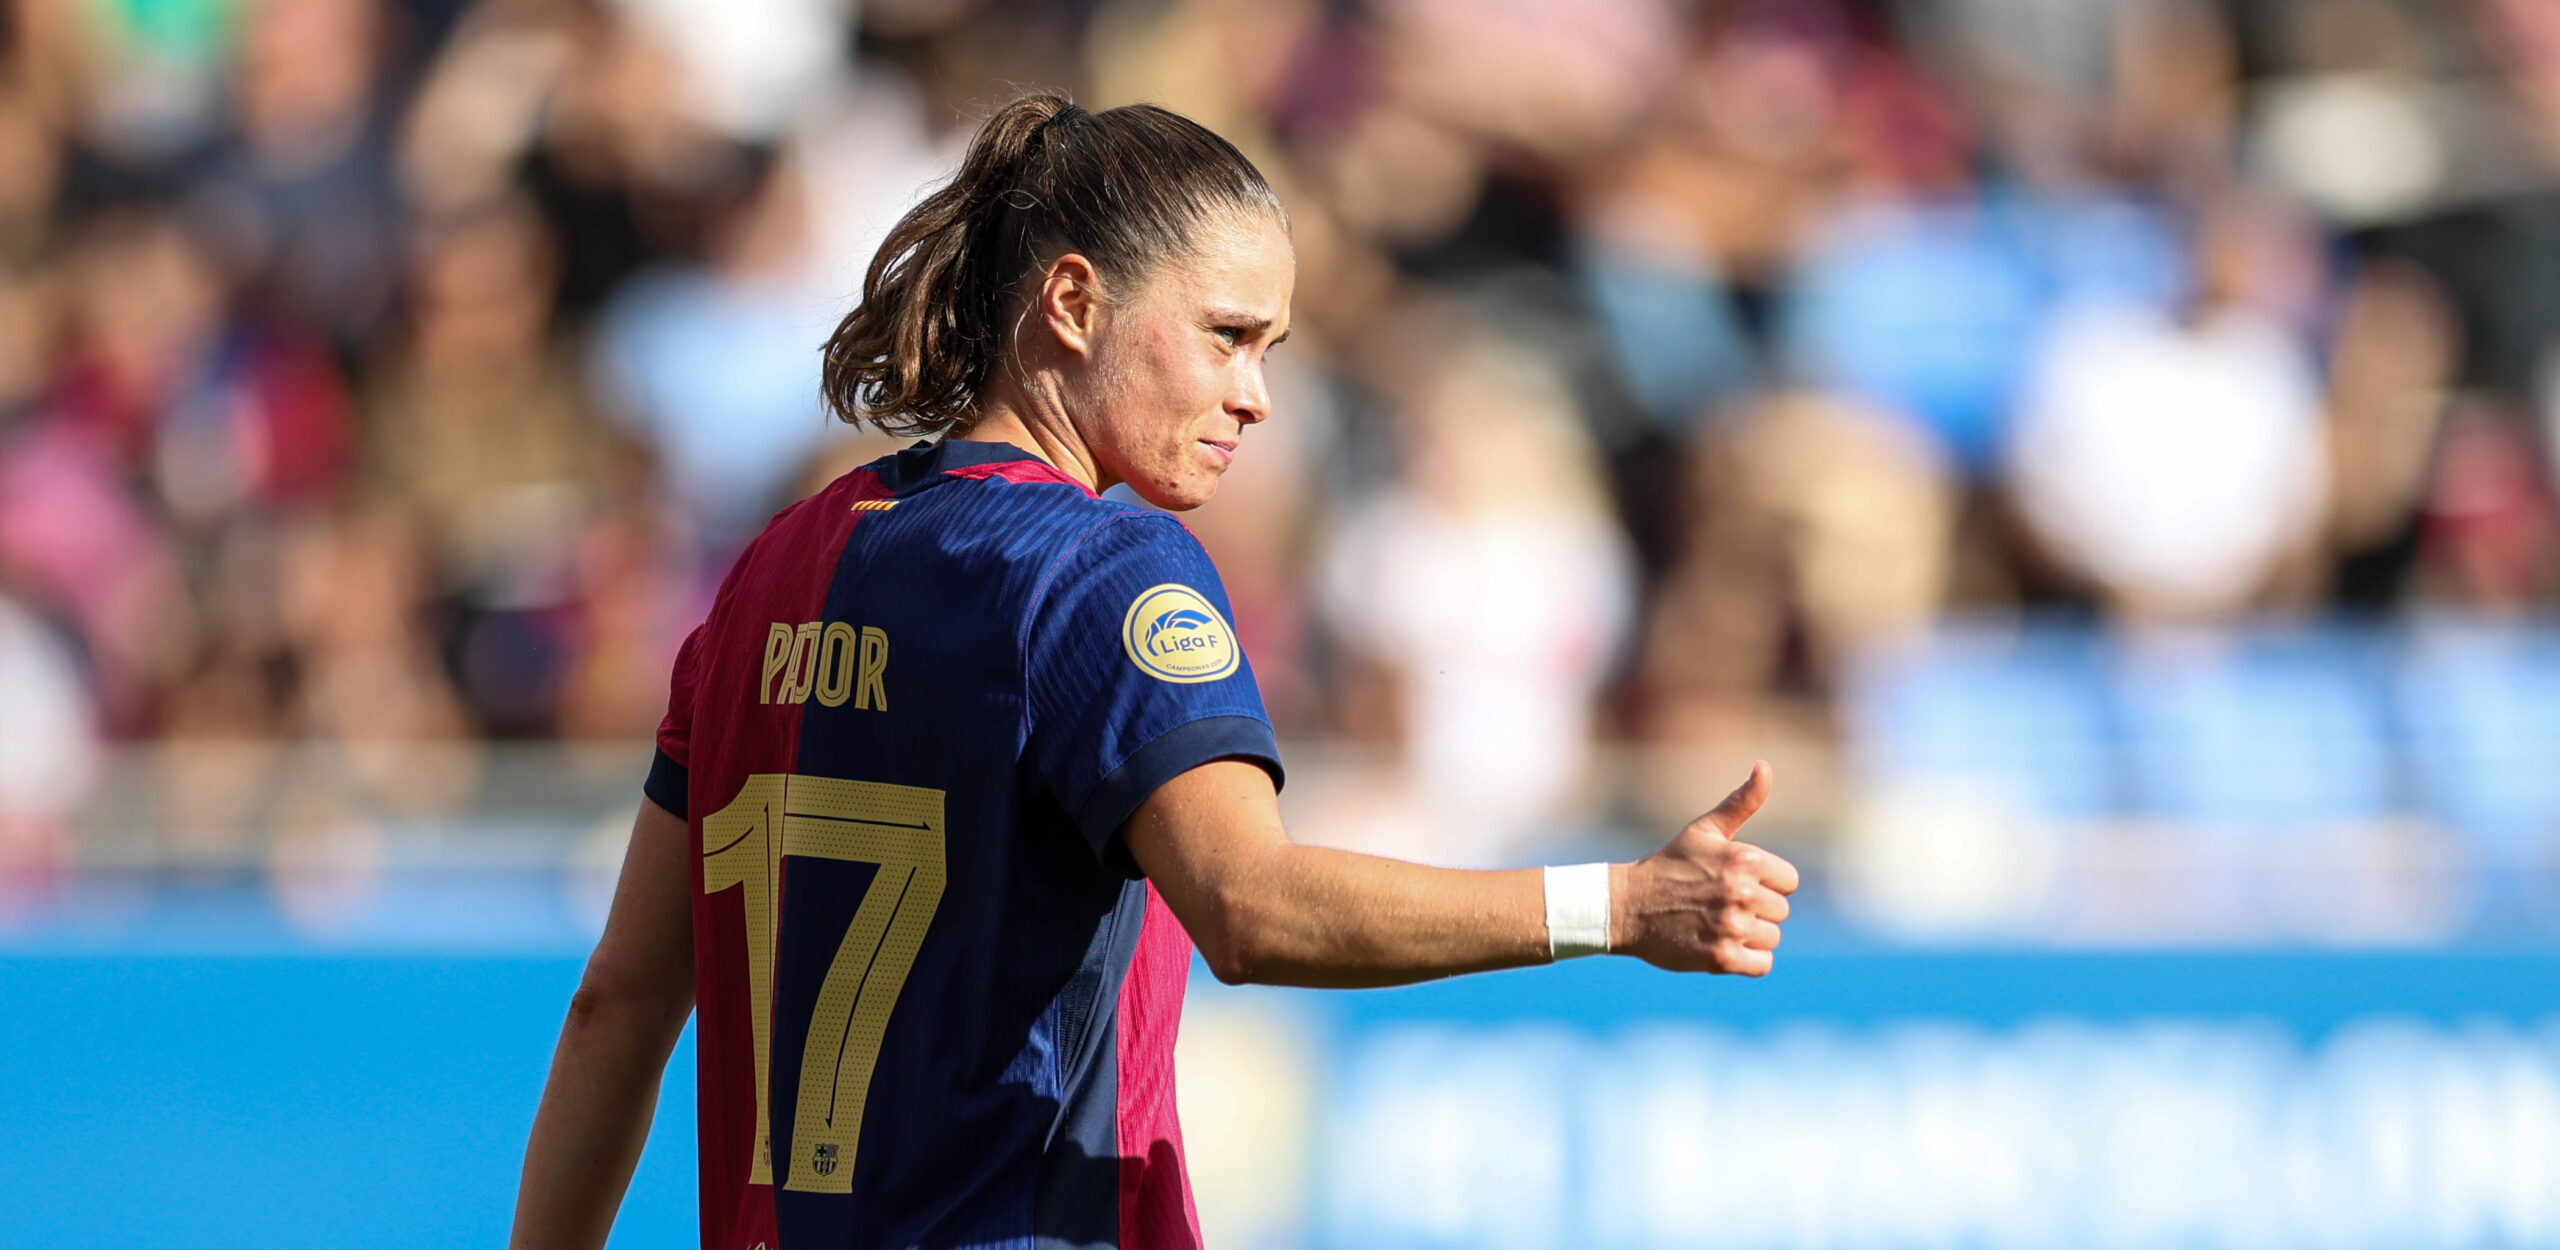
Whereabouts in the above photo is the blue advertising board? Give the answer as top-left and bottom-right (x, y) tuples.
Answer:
(1278, 953), (2560, 1250)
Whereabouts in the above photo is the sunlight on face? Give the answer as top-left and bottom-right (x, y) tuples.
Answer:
(1074, 214), (1295, 511)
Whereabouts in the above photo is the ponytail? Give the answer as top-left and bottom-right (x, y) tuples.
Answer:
(820, 92), (1282, 438)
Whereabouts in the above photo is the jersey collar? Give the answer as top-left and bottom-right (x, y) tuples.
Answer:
(876, 439), (1099, 498)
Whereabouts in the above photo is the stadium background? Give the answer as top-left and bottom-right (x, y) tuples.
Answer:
(5, 0), (2560, 1244)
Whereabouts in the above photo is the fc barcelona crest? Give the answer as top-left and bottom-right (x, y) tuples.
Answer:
(812, 1142), (840, 1177)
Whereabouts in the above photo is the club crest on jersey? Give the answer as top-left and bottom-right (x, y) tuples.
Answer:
(1121, 583), (1240, 683)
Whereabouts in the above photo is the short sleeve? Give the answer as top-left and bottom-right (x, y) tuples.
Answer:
(1025, 514), (1283, 862)
(644, 623), (707, 818)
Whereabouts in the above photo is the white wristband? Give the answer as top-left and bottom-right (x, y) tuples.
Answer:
(1544, 863), (1612, 960)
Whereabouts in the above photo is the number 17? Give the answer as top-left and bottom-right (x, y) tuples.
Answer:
(700, 773), (947, 1195)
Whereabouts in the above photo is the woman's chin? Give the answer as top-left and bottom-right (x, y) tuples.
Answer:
(1129, 473), (1219, 512)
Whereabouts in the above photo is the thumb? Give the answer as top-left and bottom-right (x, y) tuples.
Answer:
(1694, 760), (1773, 840)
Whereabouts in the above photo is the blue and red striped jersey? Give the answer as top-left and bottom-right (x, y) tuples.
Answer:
(645, 438), (1282, 1250)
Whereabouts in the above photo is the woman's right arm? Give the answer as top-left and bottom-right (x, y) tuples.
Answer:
(1124, 760), (1795, 989)
(509, 798), (696, 1250)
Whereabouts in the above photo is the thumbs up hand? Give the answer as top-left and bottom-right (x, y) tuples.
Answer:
(1613, 762), (1797, 976)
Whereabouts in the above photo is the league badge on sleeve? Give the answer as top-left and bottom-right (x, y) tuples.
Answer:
(1121, 583), (1242, 683)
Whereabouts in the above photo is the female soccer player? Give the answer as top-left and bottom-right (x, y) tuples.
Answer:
(510, 94), (1796, 1250)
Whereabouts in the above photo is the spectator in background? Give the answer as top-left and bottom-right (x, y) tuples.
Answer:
(2008, 195), (2331, 620)
(0, 588), (97, 911)
(4, 209), (322, 731)
(1658, 1), (1855, 282)
(2323, 260), (2460, 609)
(1085, 0), (1320, 153)
(36, 0), (232, 173)
(1318, 317), (1633, 864)
(0, 81), (61, 414)
(153, 524), (298, 864)
(614, 0), (847, 144)
(590, 152), (850, 555)
(1640, 387), (1956, 733)
(1783, 199), (2044, 476)
(276, 502), (477, 810)
(1570, 88), (1769, 437)
(395, 0), (583, 221)
(0, 396), (194, 734)
(2416, 402), (2560, 613)
(368, 196), (640, 735)
(550, 499), (699, 739)
(46, 208), (352, 529)
(2247, 0), (2454, 229)
(2473, 0), (2560, 171)
(790, 63), (959, 312)
(1920, 0), (2239, 191)
(1368, 0), (1679, 169)
(0, 81), (61, 264)
(187, 0), (404, 350)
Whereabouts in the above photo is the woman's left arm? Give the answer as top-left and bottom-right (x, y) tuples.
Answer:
(1125, 759), (1793, 989)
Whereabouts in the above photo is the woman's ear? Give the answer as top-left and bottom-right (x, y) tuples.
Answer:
(1036, 252), (1106, 359)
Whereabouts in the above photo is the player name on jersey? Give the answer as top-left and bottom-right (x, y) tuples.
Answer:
(759, 620), (890, 710)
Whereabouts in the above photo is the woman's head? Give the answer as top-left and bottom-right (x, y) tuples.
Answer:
(821, 93), (1293, 511)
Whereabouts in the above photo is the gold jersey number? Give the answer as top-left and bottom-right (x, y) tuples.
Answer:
(700, 773), (946, 1194)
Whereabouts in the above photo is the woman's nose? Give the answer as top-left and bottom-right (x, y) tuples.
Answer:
(1229, 364), (1271, 426)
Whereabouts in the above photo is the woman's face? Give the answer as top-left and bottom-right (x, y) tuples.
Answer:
(1072, 214), (1295, 511)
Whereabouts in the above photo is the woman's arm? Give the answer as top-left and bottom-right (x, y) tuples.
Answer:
(509, 798), (696, 1250)
(1124, 759), (1796, 988)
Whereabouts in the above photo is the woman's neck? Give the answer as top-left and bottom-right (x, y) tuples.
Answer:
(961, 385), (1108, 494)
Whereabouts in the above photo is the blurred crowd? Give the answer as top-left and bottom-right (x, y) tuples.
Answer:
(5, 0), (2560, 867)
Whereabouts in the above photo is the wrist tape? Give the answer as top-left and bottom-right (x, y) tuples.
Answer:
(1544, 863), (1612, 960)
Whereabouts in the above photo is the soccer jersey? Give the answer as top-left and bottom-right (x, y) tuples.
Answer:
(644, 439), (1282, 1250)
